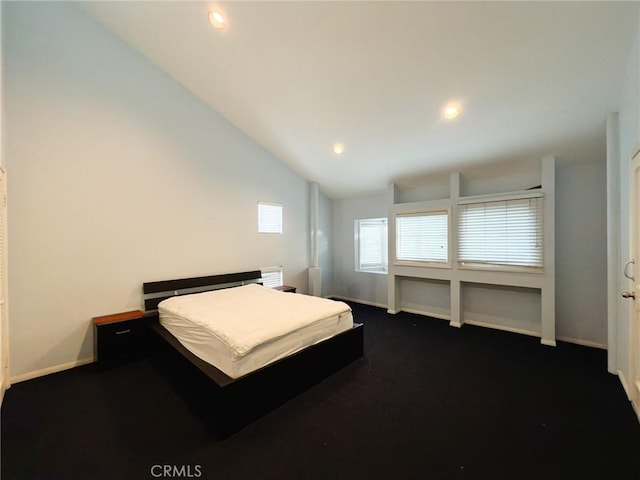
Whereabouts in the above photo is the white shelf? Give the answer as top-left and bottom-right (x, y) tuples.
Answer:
(387, 156), (556, 345)
(457, 189), (543, 204)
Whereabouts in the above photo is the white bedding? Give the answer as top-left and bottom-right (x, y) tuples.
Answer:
(158, 284), (353, 378)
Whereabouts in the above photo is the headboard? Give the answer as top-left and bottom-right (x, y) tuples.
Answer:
(143, 270), (262, 311)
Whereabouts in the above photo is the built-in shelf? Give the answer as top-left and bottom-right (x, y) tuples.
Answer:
(458, 189), (543, 204)
(387, 156), (556, 346)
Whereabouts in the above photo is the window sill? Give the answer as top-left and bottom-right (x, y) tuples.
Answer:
(355, 268), (388, 275)
(458, 263), (543, 274)
(393, 260), (451, 269)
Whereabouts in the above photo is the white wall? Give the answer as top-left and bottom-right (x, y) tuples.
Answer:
(4, 3), (310, 380)
(332, 155), (609, 347)
(332, 193), (388, 307)
(555, 157), (607, 345)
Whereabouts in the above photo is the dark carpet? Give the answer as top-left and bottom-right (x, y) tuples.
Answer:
(2, 302), (639, 480)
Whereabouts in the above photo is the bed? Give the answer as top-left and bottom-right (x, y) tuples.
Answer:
(142, 270), (364, 437)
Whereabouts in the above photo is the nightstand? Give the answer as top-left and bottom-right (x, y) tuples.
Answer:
(272, 285), (296, 293)
(93, 310), (146, 365)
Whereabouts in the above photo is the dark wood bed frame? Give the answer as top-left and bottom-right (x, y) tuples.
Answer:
(142, 270), (364, 437)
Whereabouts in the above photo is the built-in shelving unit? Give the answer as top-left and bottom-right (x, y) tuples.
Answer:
(387, 156), (556, 345)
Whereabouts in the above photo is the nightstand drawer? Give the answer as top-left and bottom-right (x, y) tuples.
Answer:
(93, 311), (146, 365)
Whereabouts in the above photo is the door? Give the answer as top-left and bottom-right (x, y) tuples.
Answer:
(626, 146), (640, 415)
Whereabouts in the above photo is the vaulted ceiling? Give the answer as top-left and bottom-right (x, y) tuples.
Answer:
(77, 1), (638, 198)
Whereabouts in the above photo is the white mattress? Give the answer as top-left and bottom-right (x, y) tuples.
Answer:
(158, 284), (353, 379)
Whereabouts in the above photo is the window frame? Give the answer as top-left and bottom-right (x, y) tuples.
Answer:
(354, 217), (388, 275)
(393, 207), (452, 269)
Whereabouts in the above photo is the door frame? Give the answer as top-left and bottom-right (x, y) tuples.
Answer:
(0, 166), (7, 403)
(629, 145), (640, 416)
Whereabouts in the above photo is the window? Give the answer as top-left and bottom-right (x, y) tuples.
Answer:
(458, 197), (543, 270)
(395, 211), (449, 265)
(258, 202), (283, 234)
(355, 218), (388, 273)
(261, 266), (283, 288)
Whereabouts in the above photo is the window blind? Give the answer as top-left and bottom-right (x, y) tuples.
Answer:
(458, 197), (543, 268)
(258, 202), (283, 234)
(261, 266), (283, 288)
(396, 211), (448, 263)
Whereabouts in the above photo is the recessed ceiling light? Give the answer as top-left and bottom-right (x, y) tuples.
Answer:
(333, 143), (345, 155)
(208, 10), (225, 30)
(443, 104), (461, 120)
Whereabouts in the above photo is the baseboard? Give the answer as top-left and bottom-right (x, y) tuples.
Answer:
(10, 357), (94, 384)
(556, 336), (607, 350)
(327, 298), (608, 350)
(398, 307), (451, 322)
(388, 306), (546, 341)
(327, 295), (388, 310)
(464, 319), (540, 339)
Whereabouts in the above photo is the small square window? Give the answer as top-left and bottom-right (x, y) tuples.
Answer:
(258, 202), (283, 234)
